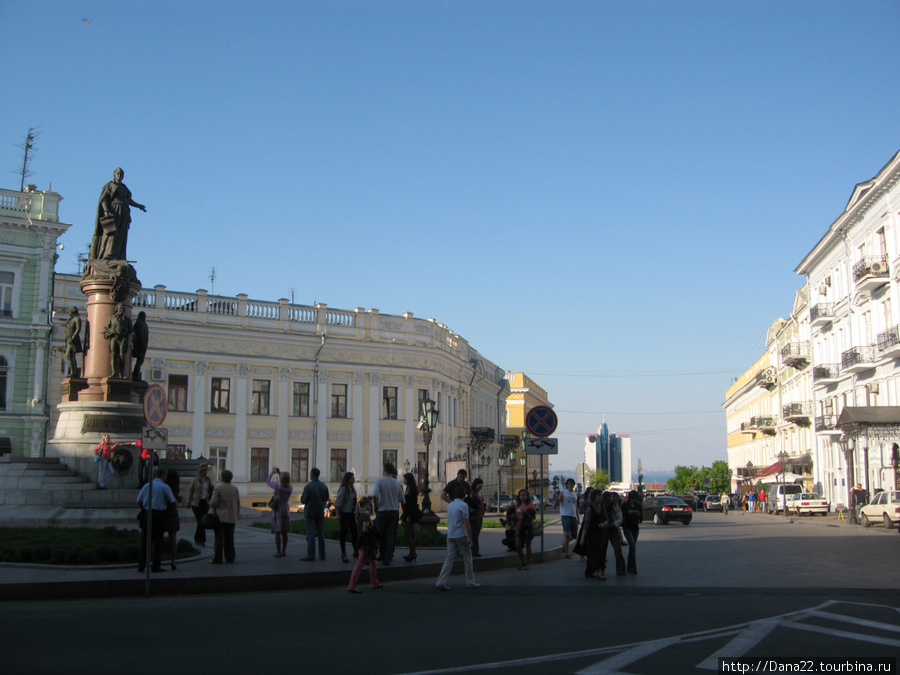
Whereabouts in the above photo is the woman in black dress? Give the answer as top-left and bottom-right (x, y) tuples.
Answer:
(401, 473), (420, 562)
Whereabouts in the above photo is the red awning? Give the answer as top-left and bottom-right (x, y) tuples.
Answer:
(754, 460), (784, 478)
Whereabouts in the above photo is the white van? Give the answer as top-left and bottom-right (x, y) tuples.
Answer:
(769, 484), (803, 514)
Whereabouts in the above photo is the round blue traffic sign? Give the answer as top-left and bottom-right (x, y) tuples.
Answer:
(525, 405), (558, 438)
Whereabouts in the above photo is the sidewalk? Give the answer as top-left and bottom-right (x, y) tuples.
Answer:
(0, 516), (565, 601)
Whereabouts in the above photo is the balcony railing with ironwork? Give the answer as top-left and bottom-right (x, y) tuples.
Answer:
(841, 345), (876, 370)
(877, 324), (900, 355)
(498, 434), (519, 448)
(809, 303), (835, 324)
(781, 342), (809, 368)
(852, 256), (889, 283)
(813, 363), (840, 382)
(782, 402), (812, 424)
(815, 415), (839, 432)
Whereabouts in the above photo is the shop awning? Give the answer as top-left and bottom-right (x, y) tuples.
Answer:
(836, 406), (900, 438)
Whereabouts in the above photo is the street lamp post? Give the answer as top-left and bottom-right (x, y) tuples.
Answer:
(418, 397), (440, 531)
(777, 450), (789, 517)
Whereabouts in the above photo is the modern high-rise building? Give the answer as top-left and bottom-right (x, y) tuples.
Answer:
(584, 422), (632, 490)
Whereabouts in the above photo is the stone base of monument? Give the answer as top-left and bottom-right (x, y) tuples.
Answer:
(61, 377), (89, 402)
(48, 401), (146, 490)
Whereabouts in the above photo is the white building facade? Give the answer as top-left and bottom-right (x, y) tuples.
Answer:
(796, 150), (900, 505)
(49, 274), (509, 506)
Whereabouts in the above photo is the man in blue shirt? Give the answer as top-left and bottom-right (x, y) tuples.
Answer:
(301, 467), (330, 561)
(136, 467), (176, 573)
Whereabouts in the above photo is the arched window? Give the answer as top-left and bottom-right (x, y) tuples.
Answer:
(0, 355), (7, 410)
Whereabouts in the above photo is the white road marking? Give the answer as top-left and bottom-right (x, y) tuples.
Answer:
(696, 619), (780, 670)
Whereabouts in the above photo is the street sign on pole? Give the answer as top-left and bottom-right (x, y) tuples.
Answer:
(524, 438), (559, 455)
(143, 384), (167, 428)
(525, 406), (558, 438)
(142, 426), (168, 451)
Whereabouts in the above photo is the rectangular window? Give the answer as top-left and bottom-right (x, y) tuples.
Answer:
(0, 271), (14, 317)
(208, 446), (228, 481)
(250, 447), (269, 482)
(382, 386), (398, 420)
(382, 448), (398, 468)
(330, 448), (347, 482)
(167, 374), (188, 412)
(292, 382), (310, 417)
(291, 448), (309, 483)
(252, 379), (270, 415)
(166, 444), (186, 460)
(211, 377), (230, 413)
(331, 383), (347, 418)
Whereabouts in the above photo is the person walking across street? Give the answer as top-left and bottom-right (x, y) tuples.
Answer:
(721, 490), (729, 515)
(300, 467), (330, 561)
(209, 469), (240, 564)
(347, 497), (382, 593)
(555, 478), (579, 559)
(435, 486), (480, 591)
(372, 462), (404, 566)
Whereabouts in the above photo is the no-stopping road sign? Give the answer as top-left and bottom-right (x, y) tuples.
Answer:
(525, 405), (558, 438)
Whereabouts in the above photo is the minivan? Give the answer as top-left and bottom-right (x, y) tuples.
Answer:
(769, 484), (803, 514)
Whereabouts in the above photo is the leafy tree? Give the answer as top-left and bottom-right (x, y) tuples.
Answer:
(667, 460), (732, 494)
(585, 468), (610, 491)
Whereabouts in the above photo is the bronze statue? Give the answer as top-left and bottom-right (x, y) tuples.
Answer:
(131, 311), (149, 381)
(89, 167), (146, 261)
(103, 303), (133, 379)
(64, 307), (83, 377)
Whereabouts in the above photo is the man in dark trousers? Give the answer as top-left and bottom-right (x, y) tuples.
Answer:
(301, 467), (330, 561)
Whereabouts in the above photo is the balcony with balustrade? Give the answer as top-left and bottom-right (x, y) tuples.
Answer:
(781, 341), (809, 369)
(877, 324), (900, 360)
(809, 303), (836, 328)
(853, 256), (889, 292)
(0, 187), (61, 223)
(841, 345), (877, 374)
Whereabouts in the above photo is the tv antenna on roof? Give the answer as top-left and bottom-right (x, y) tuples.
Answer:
(14, 127), (41, 191)
(209, 267), (216, 295)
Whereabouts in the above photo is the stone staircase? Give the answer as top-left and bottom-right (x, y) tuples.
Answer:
(0, 456), (139, 526)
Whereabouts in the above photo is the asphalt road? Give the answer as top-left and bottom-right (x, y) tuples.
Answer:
(4, 512), (899, 675)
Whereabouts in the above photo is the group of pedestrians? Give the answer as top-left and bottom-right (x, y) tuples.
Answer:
(564, 482), (642, 580)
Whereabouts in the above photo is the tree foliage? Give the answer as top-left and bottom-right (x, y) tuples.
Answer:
(666, 460), (731, 494)
(585, 468), (610, 491)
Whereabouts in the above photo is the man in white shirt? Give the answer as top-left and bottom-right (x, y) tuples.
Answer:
(372, 462), (404, 566)
(435, 486), (480, 590)
(555, 478), (579, 559)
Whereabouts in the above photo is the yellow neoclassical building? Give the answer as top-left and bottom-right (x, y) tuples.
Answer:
(48, 273), (509, 507)
(503, 372), (553, 497)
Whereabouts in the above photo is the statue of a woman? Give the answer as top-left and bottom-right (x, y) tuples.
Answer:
(89, 167), (147, 261)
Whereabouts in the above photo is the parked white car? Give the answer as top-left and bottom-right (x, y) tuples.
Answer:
(785, 492), (829, 516)
(859, 490), (900, 529)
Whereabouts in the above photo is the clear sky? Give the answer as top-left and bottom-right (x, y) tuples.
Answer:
(3, 1), (899, 476)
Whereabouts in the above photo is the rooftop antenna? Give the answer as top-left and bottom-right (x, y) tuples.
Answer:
(14, 127), (41, 191)
(209, 267), (217, 295)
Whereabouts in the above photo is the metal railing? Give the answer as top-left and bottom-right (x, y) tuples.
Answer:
(841, 345), (876, 369)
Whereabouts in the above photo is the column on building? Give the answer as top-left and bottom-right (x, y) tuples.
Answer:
(368, 373), (382, 480)
(191, 361), (208, 457)
(276, 367), (290, 472)
(315, 369), (328, 473)
(234, 364), (248, 482)
(353, 371), (366, 481)
(404, 375), (417, 477)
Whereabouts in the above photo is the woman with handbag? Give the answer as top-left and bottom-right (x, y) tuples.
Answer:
(401, 472), (420, 562)
(334, 471), (358, 563)
(187, 464), (215, 547)
(266, 468), (293, 557)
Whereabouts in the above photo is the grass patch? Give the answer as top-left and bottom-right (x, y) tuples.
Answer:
(253, 516), (446, 546)
(0, 526), (198, 565)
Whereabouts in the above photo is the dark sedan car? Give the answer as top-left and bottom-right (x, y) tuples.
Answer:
(644, 496), (693, 525)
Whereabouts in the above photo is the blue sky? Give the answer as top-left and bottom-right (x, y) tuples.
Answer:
(3, 1), (899, 475)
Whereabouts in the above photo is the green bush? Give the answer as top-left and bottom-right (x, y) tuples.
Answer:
(120, 545), (140, 563)
(33, 546), (52, 563)
(51, 549), (67, 565)
(14, 548), (32, 563)
(65, 549), (81, 565)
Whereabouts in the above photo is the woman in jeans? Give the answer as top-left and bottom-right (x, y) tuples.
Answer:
(334, 471), (358, 563)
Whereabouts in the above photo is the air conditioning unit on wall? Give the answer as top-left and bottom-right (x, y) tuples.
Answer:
(871, 261), (887, 274)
